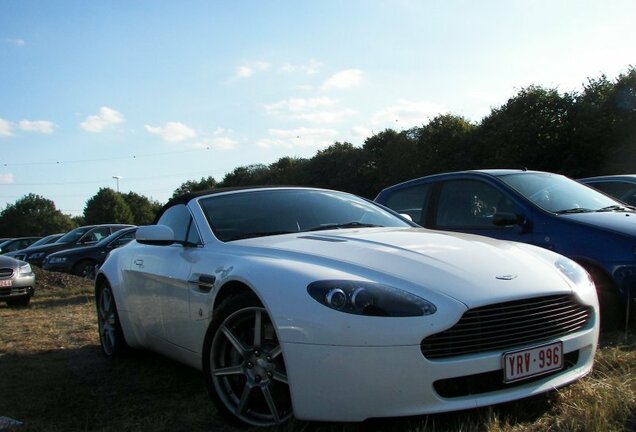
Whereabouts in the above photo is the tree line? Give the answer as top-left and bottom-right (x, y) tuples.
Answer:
(1, 67), (634, 237)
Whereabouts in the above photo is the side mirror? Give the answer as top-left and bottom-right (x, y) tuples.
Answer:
(136, 225), (175, 246)
(492, 212), (524, 227)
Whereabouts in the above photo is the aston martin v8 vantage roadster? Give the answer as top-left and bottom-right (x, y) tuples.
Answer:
(96, 187), (599, 427)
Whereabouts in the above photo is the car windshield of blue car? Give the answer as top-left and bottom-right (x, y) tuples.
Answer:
(499, 172), (620, 214)
(199, 189), (411, 242)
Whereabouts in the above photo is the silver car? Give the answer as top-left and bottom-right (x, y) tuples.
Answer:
(0, 255), (36, 306)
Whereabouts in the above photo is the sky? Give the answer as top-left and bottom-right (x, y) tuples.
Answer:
(1, 1), (635, 216)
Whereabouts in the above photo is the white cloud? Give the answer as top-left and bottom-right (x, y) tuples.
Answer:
(0, 173), (14, 184)
(211, 137), (238, 150)
(280, 59), (322, 75)
(236, 66), (254, 78)
(80, 107), (124, 132)
(372, 99), (447, 128)
(257, 127), (338, 150)
(0, 119), (13, 136)
(351, 126), (373, 139)
(235, 61), (271, 79)
(3, 38), (25, 46)
(321, 69), (363, 91)
(264, 97), (337, 114)
(145, 121), (196, 142)
(19, 120), (56, 134)
(264, 97), (356, 124)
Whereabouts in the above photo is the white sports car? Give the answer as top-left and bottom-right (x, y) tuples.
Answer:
(96, 187), (599, 427)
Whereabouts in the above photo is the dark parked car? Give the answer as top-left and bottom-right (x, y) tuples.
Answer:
(0, 255), (36, 306)
(376, 169), (636, 329)
(0, 237), (41, 254)
(16, 224), (134, 267)
(4, 233), (64, 259)
(579, 175), (636, 206)
(43, 227), (137, 278)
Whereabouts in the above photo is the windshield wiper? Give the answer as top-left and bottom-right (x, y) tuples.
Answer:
(227, 231), (295, 241)
(305, 222), (384, 232)
(555, 208), (595, 214)
(596, 205), (636, 212)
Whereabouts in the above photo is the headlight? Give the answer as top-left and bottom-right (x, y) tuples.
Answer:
(28, 252), (47, 260)
(48, 257), (67, 264)
(18, 262), (33, 276)
(555, 257), (591, 286)
(307, 280), (437, 317)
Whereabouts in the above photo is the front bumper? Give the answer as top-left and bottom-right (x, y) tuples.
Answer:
(282, 325), (597, 422)
(0, 275), (36, 301)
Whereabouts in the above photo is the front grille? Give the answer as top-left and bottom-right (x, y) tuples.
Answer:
(422, 295), (593, 359)
(0, 268), (14, 278)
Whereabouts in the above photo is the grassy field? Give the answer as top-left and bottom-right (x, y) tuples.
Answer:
(0, 268), (634, 432)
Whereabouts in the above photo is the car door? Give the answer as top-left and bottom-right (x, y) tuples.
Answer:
(130, 204), (210, 353)
(429, 178), (531, 242)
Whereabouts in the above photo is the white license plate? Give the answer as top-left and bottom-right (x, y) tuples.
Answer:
(503, 341), (563, 383)
(0, 279), (12, 287)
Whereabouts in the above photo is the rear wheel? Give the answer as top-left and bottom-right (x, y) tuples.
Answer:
(203, 295), (293, 427)
(96, 281), (128, 357)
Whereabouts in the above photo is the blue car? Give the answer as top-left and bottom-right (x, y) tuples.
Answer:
(375, 169), (635, 329)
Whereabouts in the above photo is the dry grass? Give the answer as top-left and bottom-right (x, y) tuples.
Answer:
(0, 268), (634, 432)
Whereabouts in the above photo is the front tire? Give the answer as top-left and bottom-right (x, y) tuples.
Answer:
(203, 295), (293, 427)
(96, 281), (128, 357)
(74, 260), (97, 279)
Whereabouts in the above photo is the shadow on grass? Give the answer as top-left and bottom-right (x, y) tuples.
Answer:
(30, 294), (95, 309)
(0, 343), (559, 432)
(0, 346), (232, 432)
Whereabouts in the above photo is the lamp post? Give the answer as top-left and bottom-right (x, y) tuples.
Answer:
(112, 176), (122, 193)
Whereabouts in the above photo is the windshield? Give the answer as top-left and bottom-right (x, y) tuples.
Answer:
(499, 172), (619, 213)
(28, 234), (60, 248)
(199, 189), (411, 242)
(57, 226), (93, 244)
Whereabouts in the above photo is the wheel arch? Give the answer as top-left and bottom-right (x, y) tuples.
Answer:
(212, 280), (262, 313)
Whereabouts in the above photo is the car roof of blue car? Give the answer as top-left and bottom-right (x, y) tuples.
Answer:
(377, 169), (542, 195)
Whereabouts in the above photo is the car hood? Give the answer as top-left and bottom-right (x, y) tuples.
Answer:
(560, 210), (636, 237)
(21, 241), (90, 256)
(234, 227), (573, 309)
(48, 244), (100, 257)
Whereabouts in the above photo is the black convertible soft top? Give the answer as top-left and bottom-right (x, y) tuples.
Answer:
(153, 185), (300, 224)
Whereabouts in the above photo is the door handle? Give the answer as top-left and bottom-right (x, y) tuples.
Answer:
(134, 259), (144, 266)
(189, 274), (216, 292)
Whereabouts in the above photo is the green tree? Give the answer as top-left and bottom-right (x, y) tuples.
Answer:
(83, 188), (134, 225)
(568, 68), (636, 176)
(413, 114), (477, 174)
(475, 86), (574, 173)
(0, 194), (76, 237)
(172, 176), (217, 198)
(122, 192), (162, 225)
(363, 129), (419, 193)
(219, 164), (270, 187)
(304, 142), (372, 197)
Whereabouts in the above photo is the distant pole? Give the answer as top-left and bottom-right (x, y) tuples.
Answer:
(112, 175), (122, 192)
